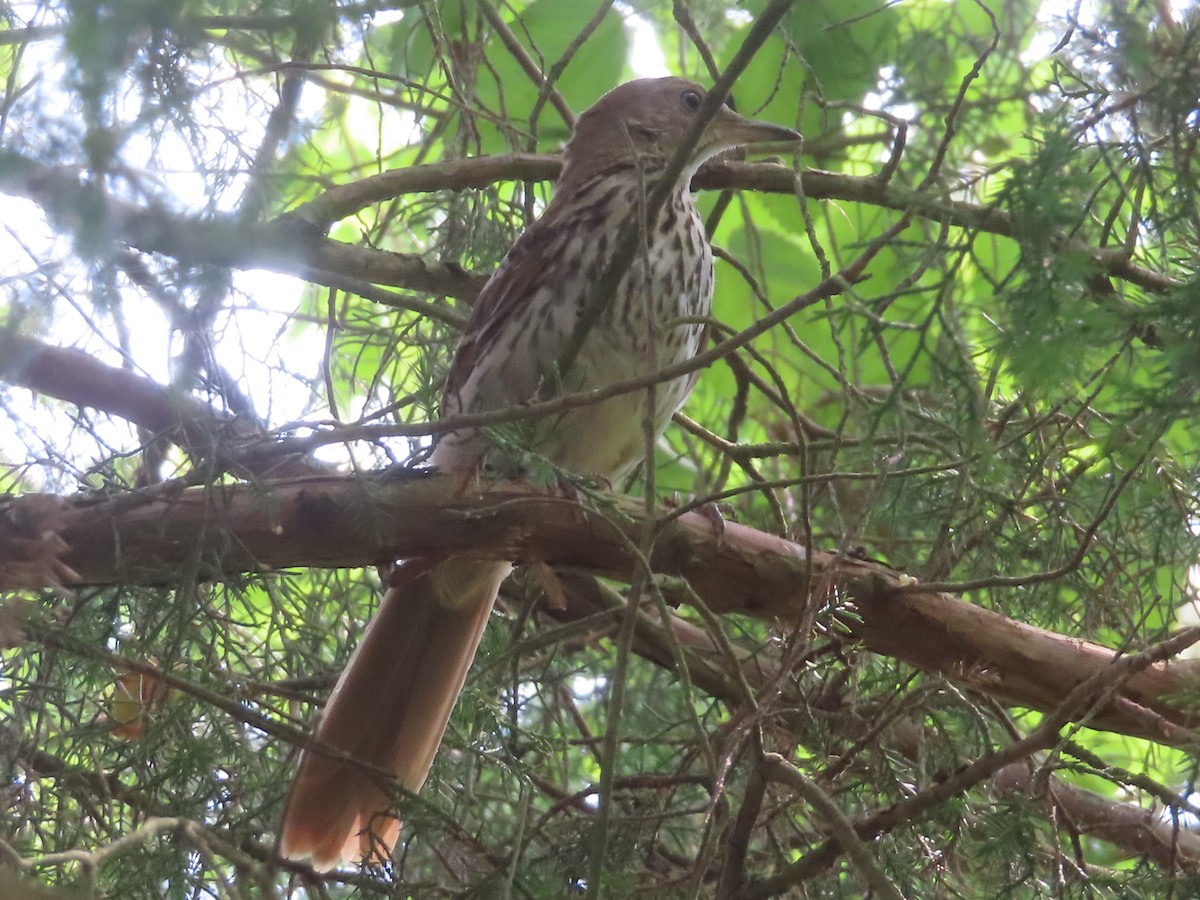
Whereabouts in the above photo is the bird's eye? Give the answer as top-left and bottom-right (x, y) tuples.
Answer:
(681, 90), (702, 112)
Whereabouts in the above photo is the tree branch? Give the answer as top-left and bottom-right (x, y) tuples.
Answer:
(735, 628), (1200, 897)
(551, 574), (1200, 878)
(0, 151), (486, 300)
(0, 332), (329, 478)
(0, 148), (1176, 305)
(3, 474), (1198, 749)
(995, 762), (1200, 873)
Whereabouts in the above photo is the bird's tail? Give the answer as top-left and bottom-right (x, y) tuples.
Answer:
(279, 556), (511, 870)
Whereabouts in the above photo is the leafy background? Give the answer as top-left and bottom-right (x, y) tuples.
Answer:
(3, 0), (1200, 897)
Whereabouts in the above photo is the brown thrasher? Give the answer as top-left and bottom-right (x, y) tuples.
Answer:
(280, 77), (798, 869)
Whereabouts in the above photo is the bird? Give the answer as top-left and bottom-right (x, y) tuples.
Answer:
(279, 76), (799, 870)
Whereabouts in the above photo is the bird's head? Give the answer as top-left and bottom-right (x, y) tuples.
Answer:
(563, 76), (799, 177)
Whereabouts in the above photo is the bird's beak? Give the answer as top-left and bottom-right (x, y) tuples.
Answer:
(708, 106), (800, 151)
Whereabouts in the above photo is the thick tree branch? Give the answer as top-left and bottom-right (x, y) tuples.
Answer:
(2, 474), (1198, 748)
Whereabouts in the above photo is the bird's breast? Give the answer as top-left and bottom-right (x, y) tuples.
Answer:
(435, 176), (714, 479)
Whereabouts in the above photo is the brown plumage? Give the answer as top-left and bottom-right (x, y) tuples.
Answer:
(280, 77), (798, 870)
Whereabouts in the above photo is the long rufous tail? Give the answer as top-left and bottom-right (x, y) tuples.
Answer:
(279, 556), (511, 870)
